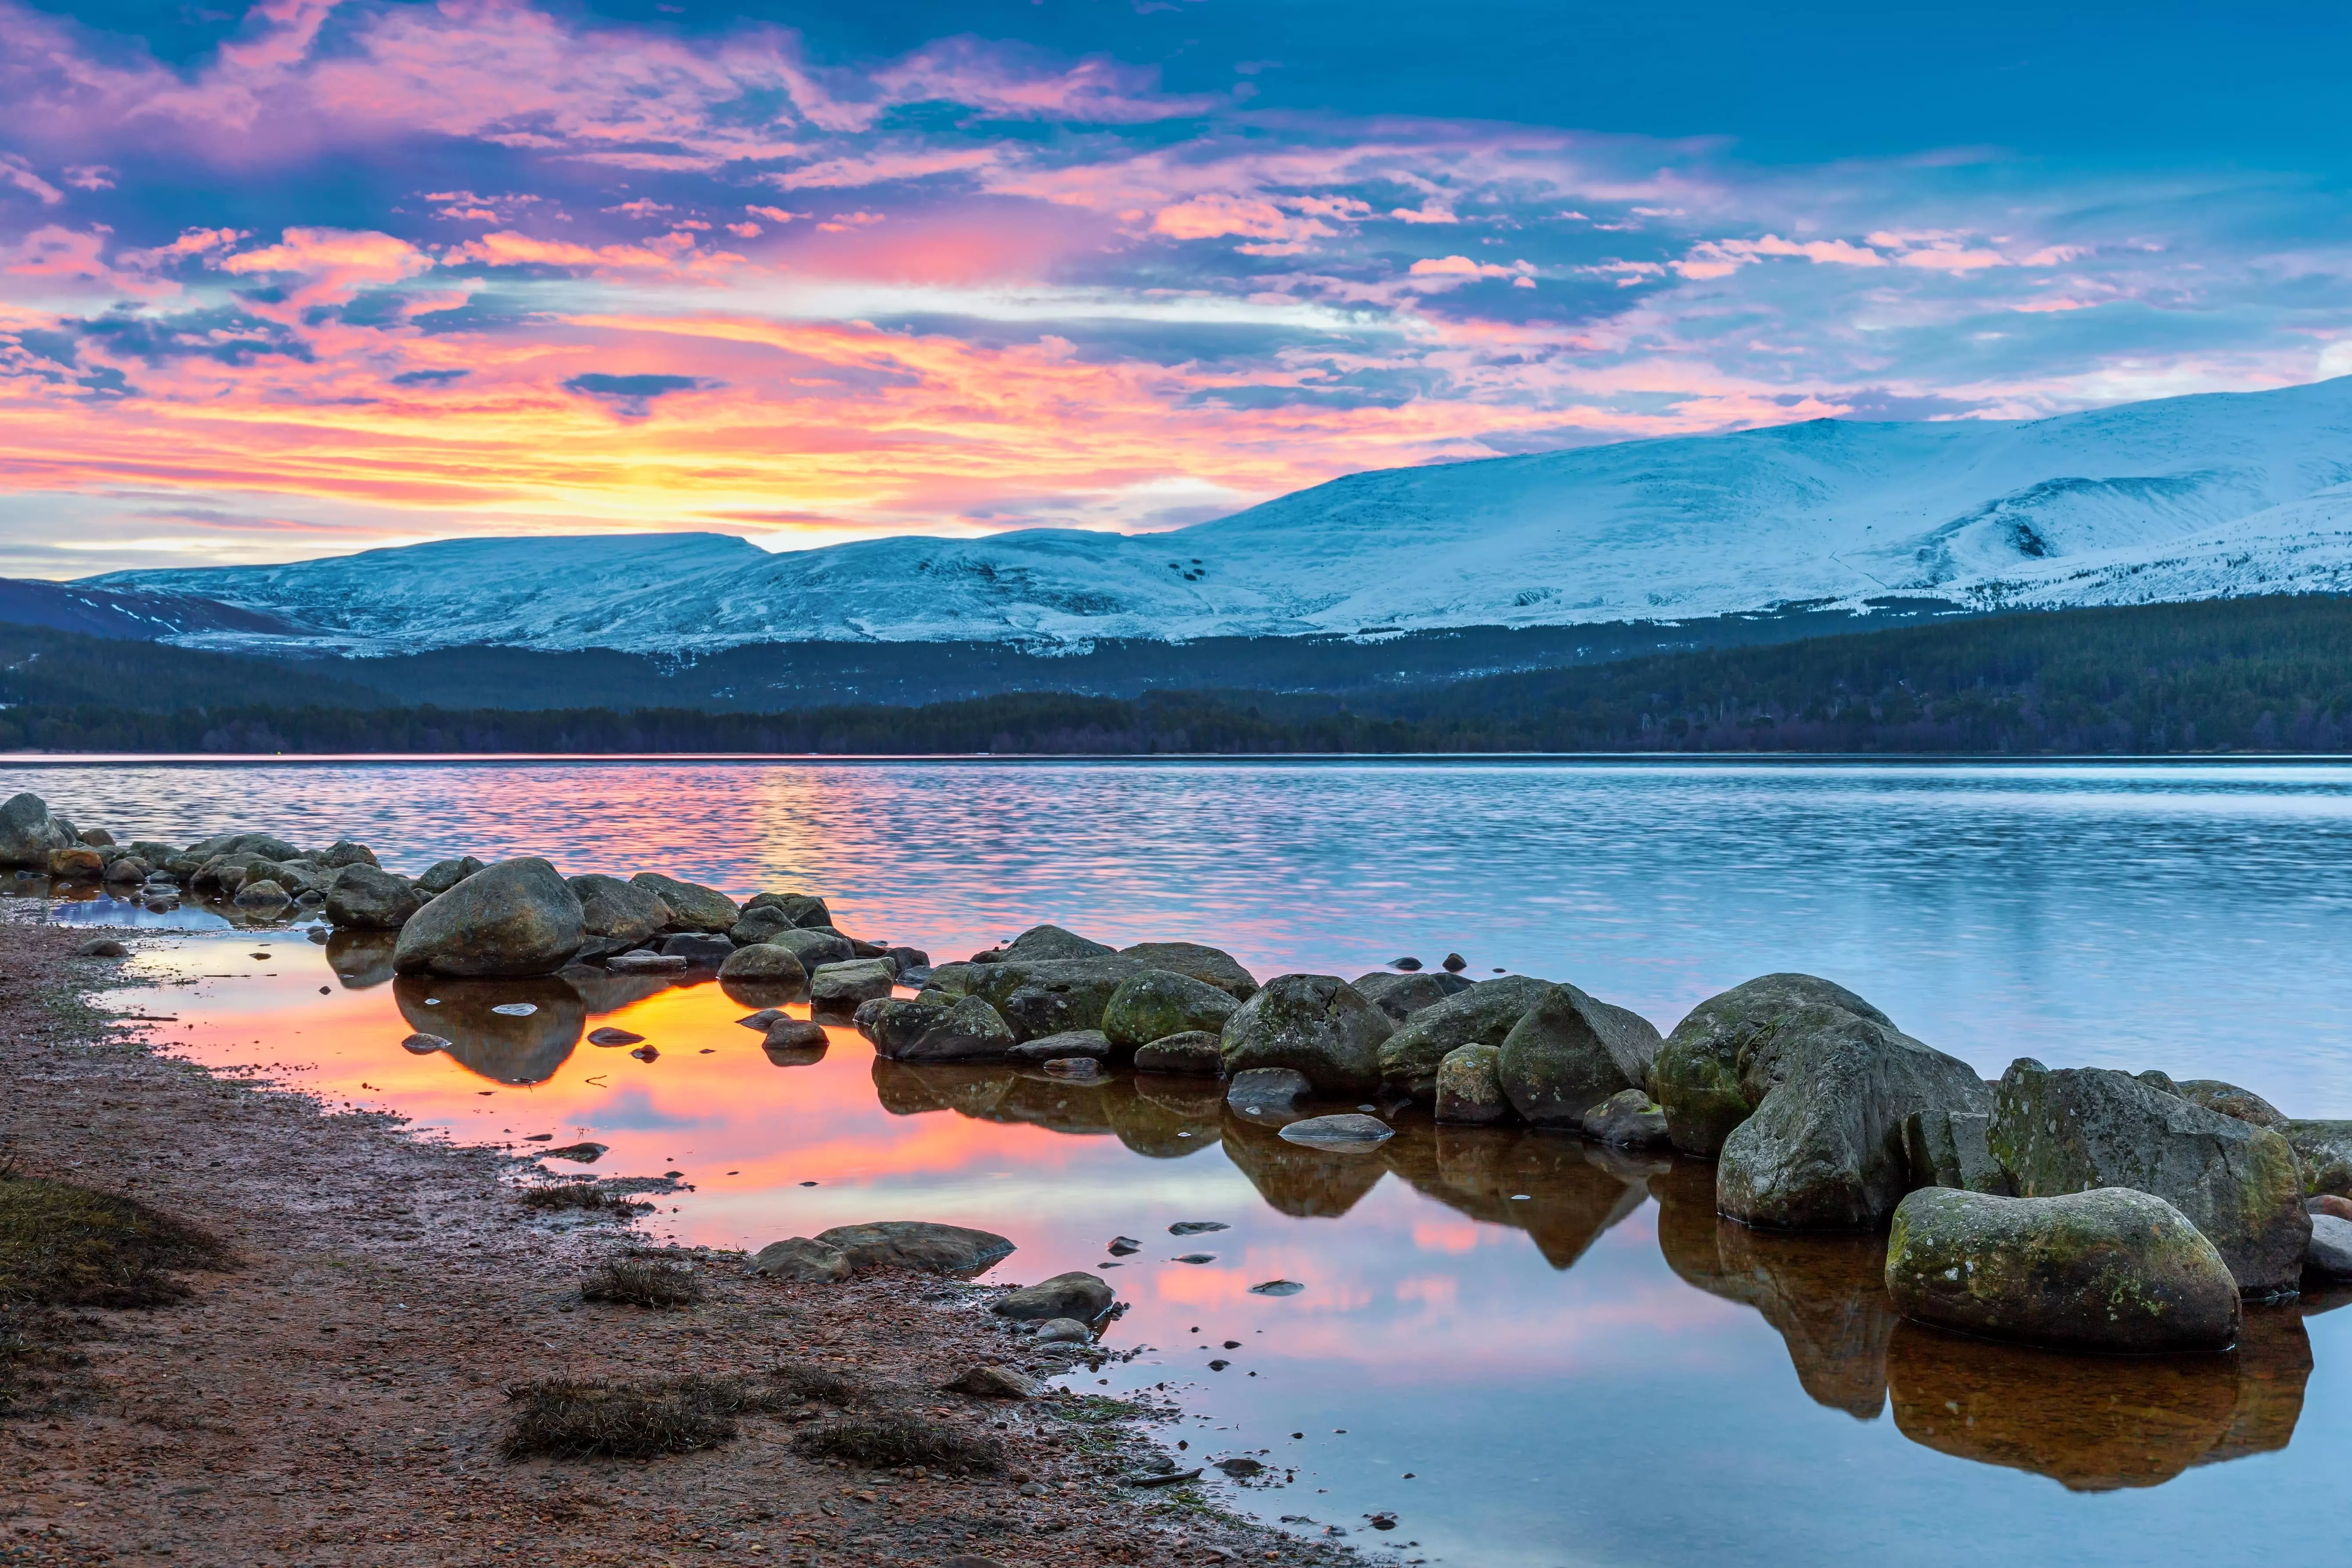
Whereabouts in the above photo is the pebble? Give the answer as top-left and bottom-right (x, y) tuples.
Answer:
(586, 1027), (644, 1045)
(1169, 1221), (1229, 1236)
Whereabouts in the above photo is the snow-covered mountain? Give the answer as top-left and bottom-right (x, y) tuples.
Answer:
(84, 376), (2352, 654)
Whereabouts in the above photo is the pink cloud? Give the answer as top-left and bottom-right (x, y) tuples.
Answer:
(0, 154), (63, 205)
(221, 227), (433, 306)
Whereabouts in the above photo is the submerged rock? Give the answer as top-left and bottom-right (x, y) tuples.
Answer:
(630, 872), (738, 933)
(392, 857), (584, 978)
(814, 1221), (1015, 1278)
(1989, 1060), (2310, 1297)
(1101, 969), (1242, 1049)
(1496, 983), (1664, 1127)
(1225, 1066), (1312, 1117)
(1651, 973), (1895, 1157)
(1131, 1030), (1224, 1076)
(1376, 974), (1551, 1103)
(1279, 1113), (1395, 1149)
(1118, 941), (1259, 1000)
(991, 1270), (1114, 1322)
(1220, 973), (1394, 1096)
(1433, 1043), (1511, 1125)
(1885, 1186), (2241, 1352)
(326, 864), (426, 930)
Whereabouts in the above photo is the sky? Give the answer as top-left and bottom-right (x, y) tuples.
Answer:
(4, 1), (2352, 579)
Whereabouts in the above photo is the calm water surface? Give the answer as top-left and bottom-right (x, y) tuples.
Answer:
(9, 757), (2352, 1566)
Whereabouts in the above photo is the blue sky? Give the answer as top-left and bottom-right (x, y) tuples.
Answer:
(1, 0), (2346, 576)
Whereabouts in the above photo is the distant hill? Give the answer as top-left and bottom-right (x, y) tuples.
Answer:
(70, 375), (2352, 655)
(8, 594), (2352, 755)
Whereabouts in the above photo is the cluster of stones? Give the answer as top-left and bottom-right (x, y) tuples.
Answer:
(0, 790), (922, 1013)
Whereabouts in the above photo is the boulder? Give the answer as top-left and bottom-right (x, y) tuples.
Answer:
(46, 846), (102, 879)
(945, 1365), (1041, 1399)
(231, 877), (290, 907)
(762, 1018), (829, 1056)
(313, 840), (378, 869)
(609, 950), (689, 974)
(630, 872), (738, 933)
(962, 955), (1145, 1043)
(1717, 1003), (1993, 1230)
(1133, 1031), (1224, 1076)
(1219, 974), (1394, 1097)
(1583, 1088), (1670, 1148)
(762, 926), (857, 971)
(2309, 1215), (2352, 1280)
(718, 943), (808, 988)
(0, 792), (73, 868)
(1279, 1114), (1395, 1149)
(810, 957), (897, 1011)
(1353, 970), (1474, 1021)
(750, 1238), (851, 1283)
(814, 1221), (1015, 1278)
(2280, 1120), (2352, 1197)
(1434, 1044), (1511, 1125)
(1101, 969), (1242, 1050)
(1989, 1060), (2311, 1297)
(1496, 983), (1665, 1127)
(1118, 941), (1259, 1000)
(2170, 1078), (2287, 1131)
(1375, 974), (1551, 1103)
(728, 904), (799, 947)
(1029, 1318), (1093, 1345)
(1226, 1066), (1312, 1117)
(326, 864), (426, 930)
(744, 890), (830, 928)
(659, 932), (734, 966)
(75, 937), (126, 959)
(76, 827), (113, 847)
(391, 857), (585, 978)
(1001, 924), (1117, 962)
(863, 996), (1017, 1063)
(2310, 1194), (2352, 1222)
(1903, 1109), (2012, 1194)
(1006, 1029), (1112, 1066)
(416, 855), (484, 895)
(1884, 1186), (2242, 1352)
(1652, 973), (1894, 1157)
(990, 1271), (1114, 1322)
(567, 874), (671, 953)
(102, 856), (148, 886)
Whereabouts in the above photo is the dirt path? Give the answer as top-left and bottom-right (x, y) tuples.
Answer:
(0, 919), (1337, 1568)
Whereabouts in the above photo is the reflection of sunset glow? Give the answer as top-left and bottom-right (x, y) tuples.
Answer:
(1413, 1219), (1484, 1254)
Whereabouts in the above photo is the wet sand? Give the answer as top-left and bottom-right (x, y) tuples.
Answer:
(0, 917), (1328, 1568)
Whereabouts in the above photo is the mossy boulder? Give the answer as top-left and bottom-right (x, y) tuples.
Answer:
(1717, 1004), (1991, 1230)
(1652, 973), (1894, 1157)
(863, 995), (1016, 1063)
(2279, 1120), (2352, 1197)
(392, 857), (584, 978)
(1989, 1060), (2311, 1297)
(1219, 974), (1394, 1097)
(1132, 1030), (1224, 1076)
(568, 874), (670, 952)
(1885, 1186), (2241, 1352)
(1584, 1089), (1670, 1148)
(325, 864), (426, 930)
(1352, 970), (1472, 1021)
(1433, 1043), (1511, 1125)
(961, 955), (1144, 1043)
(1375, 974), (1551, 1103)
(1496, 983), (1664, 1127)
(744, 891), (830, 929)
(1118, 941), (1259, 999)
(810, 957), (898, 1011)
(630, 872), (738, 933)
(1000, 924), (1117, 962)
(762, 926), (857, 971)
(1101, 969), (1242, 1050)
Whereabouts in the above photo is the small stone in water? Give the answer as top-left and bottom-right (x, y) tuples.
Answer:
(1173, 1253), (1215, 1264)
(1248, 1280), (1304, 1297)
(400, 1032), (451, 1055)
(1208, 1359), (1230, 1370)
(630, 1045), (659, 1062)
(736, 1009), (786, 1031)
(1107, 1236), (1141, 1255)
(1169, 1221), (1229, 1236)
(490, 1002), (537, 1017)
(587, 1027), (644, 1046)
(1441, 953), (1466, 973)
(1390, 956), (1422, 971)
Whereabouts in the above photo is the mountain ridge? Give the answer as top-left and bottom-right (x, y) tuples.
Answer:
(75, 375), (2352, 656)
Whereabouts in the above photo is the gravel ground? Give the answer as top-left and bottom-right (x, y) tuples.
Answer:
(0, 917), (1346, 1568)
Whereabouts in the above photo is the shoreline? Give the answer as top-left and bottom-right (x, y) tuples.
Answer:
(0, 916), (1329, 1568)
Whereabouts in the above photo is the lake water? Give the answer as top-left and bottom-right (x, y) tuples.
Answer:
(9, 757), (2352, 1565)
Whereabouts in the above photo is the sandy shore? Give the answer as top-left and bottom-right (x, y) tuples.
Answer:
(0, 917), (1338, 1568)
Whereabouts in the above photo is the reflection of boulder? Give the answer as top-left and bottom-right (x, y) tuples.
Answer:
(721, 973), (809, 1010)
(870, 1059), (1014, 1119)
(763, 1036), (829, 1068)
(561, 965), (691, 1016)
(985, 1073), (1117, 1136)
(1385, 1124), (1648, 1269)
(1888, 1307), (2310, 1490)
(393, 975), (584, 1085)
(1219, 1109), (1386, 1218)
(1652, 1160), (1895, 1419)
(1104, 1078), (1223, 1157)
(325, 930), (398, 989)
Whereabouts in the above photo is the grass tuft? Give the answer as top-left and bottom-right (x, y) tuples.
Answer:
(580, 1251), (702, 1308)
(0, 1169), (230, 1308)
(791, 1411), (1006, 1472)
(764, 1361), (865, 1407)
(501, 1375), (753, 1459)
(520, 1183), (644, 1214)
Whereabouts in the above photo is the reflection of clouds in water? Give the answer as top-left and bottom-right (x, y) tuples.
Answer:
(583, 1087), (725, 1132)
